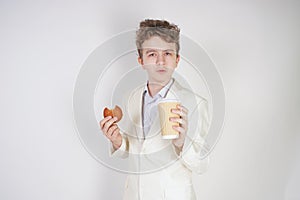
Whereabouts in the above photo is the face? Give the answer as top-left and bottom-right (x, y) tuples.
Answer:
(138, 36), (180, 85)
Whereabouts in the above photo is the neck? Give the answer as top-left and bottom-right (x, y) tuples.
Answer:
(147, 78), (171, 97)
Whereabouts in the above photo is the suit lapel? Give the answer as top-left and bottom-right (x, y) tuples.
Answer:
(127, 85), (145, 142)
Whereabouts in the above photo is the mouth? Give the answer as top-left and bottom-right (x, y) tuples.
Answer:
(157, 69), (167, 73)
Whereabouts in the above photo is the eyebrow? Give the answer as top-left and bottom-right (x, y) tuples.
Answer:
(144, 49), (175, 54)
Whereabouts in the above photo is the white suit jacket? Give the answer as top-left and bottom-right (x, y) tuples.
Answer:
(111, 78), (210, 200)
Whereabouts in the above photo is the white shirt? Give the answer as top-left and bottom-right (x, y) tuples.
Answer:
(142, 78), (174, 138)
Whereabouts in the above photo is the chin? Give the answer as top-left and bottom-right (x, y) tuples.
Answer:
(151, 77), (171, 84)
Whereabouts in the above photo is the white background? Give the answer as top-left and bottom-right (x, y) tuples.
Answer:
(1, 1), (300, 200)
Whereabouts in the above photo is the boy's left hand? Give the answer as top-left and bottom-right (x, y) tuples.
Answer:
(170, 104), (188, 150)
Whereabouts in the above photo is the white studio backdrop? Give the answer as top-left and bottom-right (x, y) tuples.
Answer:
(0, 1), (300, 200)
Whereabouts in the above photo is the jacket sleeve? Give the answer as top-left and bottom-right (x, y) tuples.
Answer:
(175, 98), (211, 174)
(109, 131), (129, 158)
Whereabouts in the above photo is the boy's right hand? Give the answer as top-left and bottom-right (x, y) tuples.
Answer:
(99, 116), (122, 150)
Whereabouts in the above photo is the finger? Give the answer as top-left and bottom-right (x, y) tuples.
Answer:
(171, 109), (187, 119)
(103, 117), (118, 133)
(172, 125), (186, 134)
(99, 116), (112, 129)
(175, 119), (188, 130)
(111, 127), (120, 140)
(177, 105), (188, 114)
(169, 117), (186, 126)
(106, 125), (119, 137)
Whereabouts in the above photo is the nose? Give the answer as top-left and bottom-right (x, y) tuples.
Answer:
(156, 53), (165, 66)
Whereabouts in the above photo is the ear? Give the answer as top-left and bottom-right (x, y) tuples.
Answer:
(138, 57), (144, 68)
(175, 54), (180, 66)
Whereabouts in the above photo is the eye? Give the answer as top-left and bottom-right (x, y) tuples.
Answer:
(165, 52), (173, 56)
(148, 53), (156, 57)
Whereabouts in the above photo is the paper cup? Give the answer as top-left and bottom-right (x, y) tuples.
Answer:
(158, 99), (180, 139)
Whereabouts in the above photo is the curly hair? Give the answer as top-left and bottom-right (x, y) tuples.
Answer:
(136, 19), (180, 58)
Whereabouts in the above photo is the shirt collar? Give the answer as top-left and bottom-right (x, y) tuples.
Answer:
(144, 78), (174, 99)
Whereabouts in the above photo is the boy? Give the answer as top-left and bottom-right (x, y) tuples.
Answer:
(100, 19), (210, 200)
